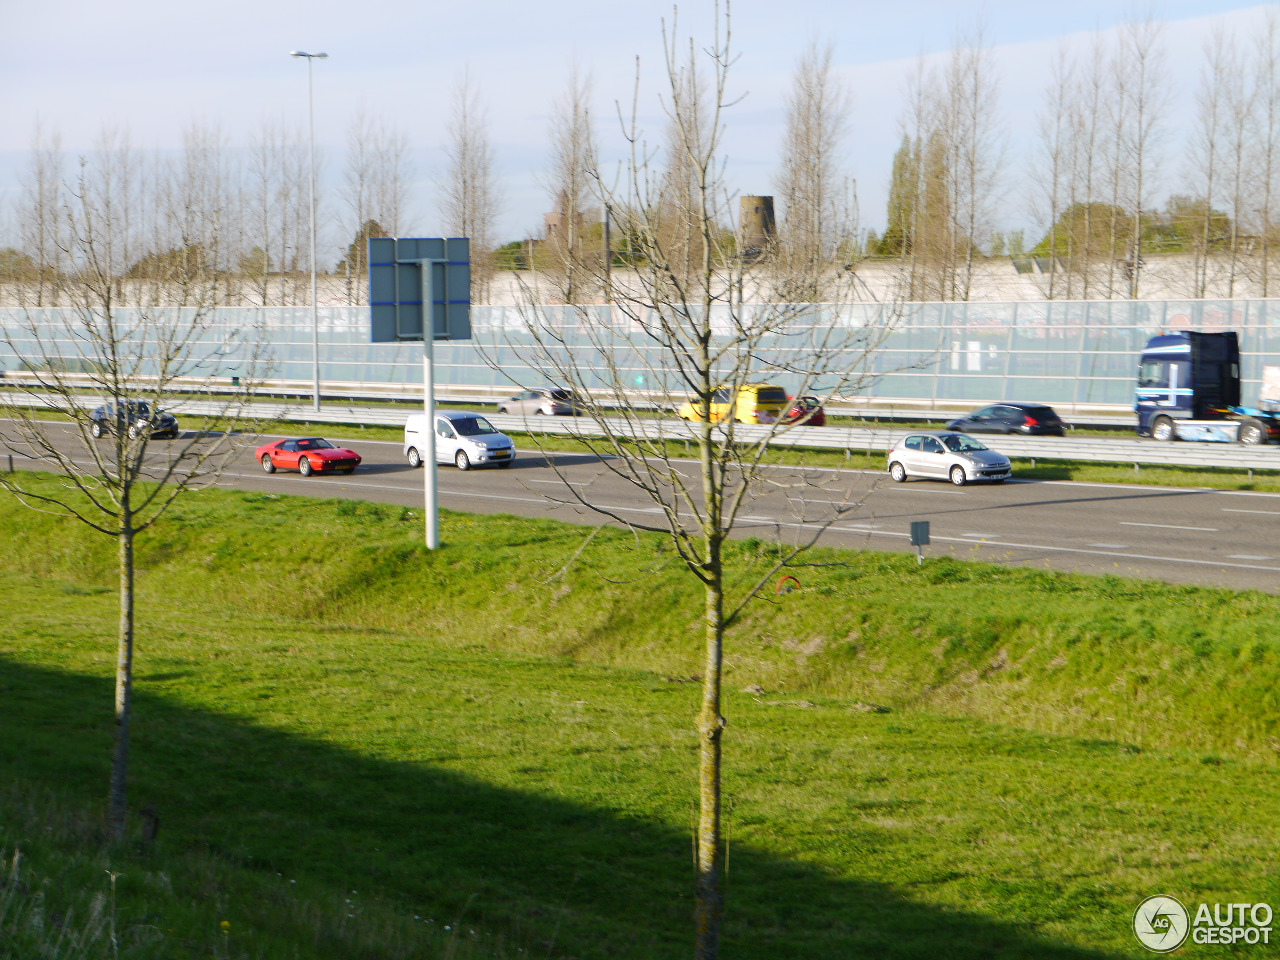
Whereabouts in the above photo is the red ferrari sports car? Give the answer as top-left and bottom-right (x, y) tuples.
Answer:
(255, 437), (361, 476)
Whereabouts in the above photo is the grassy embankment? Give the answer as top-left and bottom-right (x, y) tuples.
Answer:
(2, 476), (1279, 958)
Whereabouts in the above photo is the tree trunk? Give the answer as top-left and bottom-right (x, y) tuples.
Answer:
(695, 541), (725, 960)
(108, 519), (134, 842)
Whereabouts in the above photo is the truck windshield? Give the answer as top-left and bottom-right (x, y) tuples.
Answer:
(1138, 361), (1169, 388)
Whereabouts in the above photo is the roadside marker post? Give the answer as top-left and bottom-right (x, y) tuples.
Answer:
(910, 520), (930, 566)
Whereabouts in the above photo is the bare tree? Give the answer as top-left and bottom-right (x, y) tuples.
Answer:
(370, 117), (413, 240)
(542, 66), (599, 304)
(1031, 44), (1074, 298)
(340, 107), (378, 305)
(336, 109), (414, 305)
(1254, 11), (1280, 295)
(774, 39), (853, 300)
(15, 123), (64, 307)
(501, 7), (899, 955)
(243, 119), (311, 306)
(0, 140), (268, 843)
(1219, 32), (1253, 297)
(892, 57), (956, 301)
(1111, 14), (1168, 299)
(1064, 34), (1111, 298)
(1186, 28), (1228, 297)
(943, 22), (1003, 301)
(441, 71), (499, 302)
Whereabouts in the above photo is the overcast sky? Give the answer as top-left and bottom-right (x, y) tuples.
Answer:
(3, 1), (1277, 257)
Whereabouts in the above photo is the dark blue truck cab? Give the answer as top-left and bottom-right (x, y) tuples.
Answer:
(1136, 331), (1279, 444)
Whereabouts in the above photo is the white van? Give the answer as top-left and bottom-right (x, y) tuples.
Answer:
(404, 411), (516, 471)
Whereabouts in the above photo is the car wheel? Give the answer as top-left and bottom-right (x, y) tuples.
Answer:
(455, 450), (471, 471)
(497, 406), (507, 414)
(127, 424), (140, 440)
(90, 421), (104, 439)
(950, 465), (967, 486)
(261, 455), (275, 474)
(1151, 417), (1176, 442)
(406, 446), (422, 468)
(299, 457), (313, 477)
(889, 461), (907, 483)
(534, 409), (546, 416)
(1239, 419), (1265, 445)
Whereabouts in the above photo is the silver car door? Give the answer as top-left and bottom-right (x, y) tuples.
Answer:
(920, 436), (947, 476)
(435, 418), (458, 463)
(898, 435), (926, 476)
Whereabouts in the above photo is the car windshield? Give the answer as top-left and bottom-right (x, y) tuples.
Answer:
(118, 402), (152, 416)
(755, 387), (788, 403)
(296, 438), (334, 450)
(548, 390), (574, 401)
(942, 434), (989, 453)
(454, 417), (499, 436)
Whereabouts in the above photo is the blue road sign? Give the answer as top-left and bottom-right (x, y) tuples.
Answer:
(369, 237), (471, 342)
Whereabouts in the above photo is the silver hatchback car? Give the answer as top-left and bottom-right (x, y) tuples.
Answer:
(497, 389), (585, 416)
(887, 431), (1012, 486)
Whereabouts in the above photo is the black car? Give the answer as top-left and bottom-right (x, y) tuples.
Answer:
(89, 401), (180, 440)
(945, 402), (1066, 436)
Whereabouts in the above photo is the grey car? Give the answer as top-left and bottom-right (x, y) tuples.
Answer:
(887, 431), (1011, 486)
(89, 401), (180, 440)
(497, 389), (585, 416)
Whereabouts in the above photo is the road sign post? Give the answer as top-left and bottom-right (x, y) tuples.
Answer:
(369, 237), (471, 550)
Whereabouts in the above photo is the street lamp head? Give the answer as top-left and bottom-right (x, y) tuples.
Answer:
(290, 50), (328, 58)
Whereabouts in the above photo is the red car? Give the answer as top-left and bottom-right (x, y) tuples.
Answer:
(255, 437), (361, 476)
(784, 396), (826, 426)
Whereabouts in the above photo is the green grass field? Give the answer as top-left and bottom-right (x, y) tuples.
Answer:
(1, 477), (1279, 958)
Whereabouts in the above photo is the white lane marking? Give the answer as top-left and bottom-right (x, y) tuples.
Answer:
(961, 533), (1000, 539)
(1222, 508), (1280, 515)
(1120, 521), (1218, 532)
(738, 517), (1280, 575)
(1228, 554), (1273, 560)
(213, 467), (1280, 577)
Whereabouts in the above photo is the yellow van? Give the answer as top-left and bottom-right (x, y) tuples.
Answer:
(677, 383), (790, 424)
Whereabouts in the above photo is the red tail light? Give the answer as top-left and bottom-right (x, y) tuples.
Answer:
(1024, 416), (1038, 426)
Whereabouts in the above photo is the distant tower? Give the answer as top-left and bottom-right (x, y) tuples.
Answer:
(739, 196), (776, 261)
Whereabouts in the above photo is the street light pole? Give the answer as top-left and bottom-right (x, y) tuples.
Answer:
(291, 50), (327, 413)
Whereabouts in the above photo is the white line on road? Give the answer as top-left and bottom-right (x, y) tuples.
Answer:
(1228, 555), (1273, 560)
(1120, 521), (1218, 532)
(1087, 543), (1130, 549)
(1222, 508), (1280, 515)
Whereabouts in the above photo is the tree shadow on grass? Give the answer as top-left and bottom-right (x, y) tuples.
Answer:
(0, 655), (1124, 960)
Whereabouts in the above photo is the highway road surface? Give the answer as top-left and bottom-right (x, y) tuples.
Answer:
(223, 434), (1280, 594)
(5, 423), (1280, 593)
